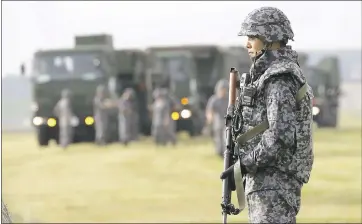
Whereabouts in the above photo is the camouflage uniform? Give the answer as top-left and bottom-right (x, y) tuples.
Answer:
(232, 7), (314, 223)
(206, 79), (229, 157)
(165, 89), (179, 145)
(93, 85), (109, 145)
(152, 88), (171, 145)
(118, 88), (137, 145)
(129, 90), (140, 141)
(53, 89), (74, 148)
(2, 200), (12, 223)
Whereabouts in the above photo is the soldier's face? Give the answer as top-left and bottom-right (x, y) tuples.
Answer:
(246, 36), (264, 58)
(218, 88), (227, 97)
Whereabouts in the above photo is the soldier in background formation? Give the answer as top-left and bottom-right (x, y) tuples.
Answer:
(117, 88), (139, 145)
(93, 85), (111, 145)
(205, 79), (229, 157)
(151, 88), (172, 146)
(165, 89), (179, 145)
(53, 89), (74, 149)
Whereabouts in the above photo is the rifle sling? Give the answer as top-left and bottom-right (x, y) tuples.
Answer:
(233, 83), (308, 211)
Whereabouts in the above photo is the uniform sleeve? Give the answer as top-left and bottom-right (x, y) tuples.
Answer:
(94, 97), (105, 109)
(240, 77), (297, 172)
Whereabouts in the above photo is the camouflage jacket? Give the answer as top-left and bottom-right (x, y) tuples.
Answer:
(235, 46), (314, 195)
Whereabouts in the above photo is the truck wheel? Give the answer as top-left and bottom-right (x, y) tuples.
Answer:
(188, 125), (196, 137)
(37, 126), (49, 146)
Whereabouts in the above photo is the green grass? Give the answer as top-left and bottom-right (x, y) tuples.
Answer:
(2, 114), (361, 223)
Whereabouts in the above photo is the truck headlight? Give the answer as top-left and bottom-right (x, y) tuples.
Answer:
(85, 116), (94, 125)
(180, 109), (192, 119)
(312, 106), (320, 116)
(33, 116), (44, 126)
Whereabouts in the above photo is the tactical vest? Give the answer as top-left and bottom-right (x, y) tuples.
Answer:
(234, 59), (314, 184)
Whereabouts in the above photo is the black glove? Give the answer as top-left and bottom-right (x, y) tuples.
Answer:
(220, 162), (248, 191)
(220, 165), (236, 191)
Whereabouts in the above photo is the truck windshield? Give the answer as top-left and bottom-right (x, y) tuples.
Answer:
(160, 56), (189, 82)
(307, 68), (328, 97)
(33, 52), (103, 79)
(157, 56), (191, 98)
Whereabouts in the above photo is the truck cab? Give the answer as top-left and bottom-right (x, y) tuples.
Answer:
(146, 45), (250, 136)
(31, 34), (150, 146)
(306, 56), (341, 128)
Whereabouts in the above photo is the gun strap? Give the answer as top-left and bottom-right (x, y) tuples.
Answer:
(232, 83), (308, 210)
(236, 83), (308, 145)
(233, 160), (246, 211)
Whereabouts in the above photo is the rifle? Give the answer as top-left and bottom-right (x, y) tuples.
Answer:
(220, 68), (245, 224)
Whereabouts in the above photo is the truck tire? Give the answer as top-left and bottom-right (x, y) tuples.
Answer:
(37, 126), (49, 146)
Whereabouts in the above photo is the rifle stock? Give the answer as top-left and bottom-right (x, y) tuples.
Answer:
(221, 68), (240, 224)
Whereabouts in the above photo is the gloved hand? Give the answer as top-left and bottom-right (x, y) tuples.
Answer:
(220, 162), (248, 191)
(220, 165), (236, 191)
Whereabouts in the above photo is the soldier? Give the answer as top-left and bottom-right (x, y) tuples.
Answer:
(53, 89), (74, 148)
(118, 88), (137, 145)
(151, 88), (171, 146)
(205, 79), (229, 157)
(2, 200), (12, 223)
(93, 85), (110, 145)
(220, 7), (314, 223)
(164, 88), (179, 145)
(128, 89), (140, 141)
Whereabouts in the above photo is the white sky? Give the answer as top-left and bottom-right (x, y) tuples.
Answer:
(2, 1), (362, 76)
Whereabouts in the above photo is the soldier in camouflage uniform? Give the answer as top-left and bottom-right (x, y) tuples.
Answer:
(53, 89), (74, 148)
(221, 7), (314, 223)
(2, 200), (12, 223)
(93, 85), (110, 145)
(118, 88), (137, 145)
(205, 79), (229, 157)
(151, 88), (171, 145)
(164, 88), (179, 145)
(128, 89), (140, 141)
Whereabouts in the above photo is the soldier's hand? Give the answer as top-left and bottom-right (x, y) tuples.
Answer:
(220, 164), (234, 179)
(104, 99), (114, 108)
(220, 165), (236, 191)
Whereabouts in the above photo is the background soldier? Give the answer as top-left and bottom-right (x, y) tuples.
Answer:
(93, 85), (110, 145)
(221, 6), (314, 223)
(128, 89), (140, 141)
(151, 88), (171, 146)
(118, 88), (137, 145)
(164, 88), (179, 145)
(205, 79), (229, 157)
(53, 89), (74, 149)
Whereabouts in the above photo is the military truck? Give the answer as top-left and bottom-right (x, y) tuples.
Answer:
(31, 34), (150, 146)
(307, 56), (341, 128)
(145, 45), (250, 136)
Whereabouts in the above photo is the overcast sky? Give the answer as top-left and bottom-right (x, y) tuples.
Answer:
(2, 1), (361, 75)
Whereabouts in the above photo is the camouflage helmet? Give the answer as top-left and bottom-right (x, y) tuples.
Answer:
(214, 79), (229, 93)
(153, 88), (161, 99)
(61, 89), (71, 98)
(123, 88), (135, 98)
(238, 7), (294, 43)
(158, 88), (168, 98)
(96, 85), (106, 94)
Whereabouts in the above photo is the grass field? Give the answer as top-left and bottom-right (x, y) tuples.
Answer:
(2, 114), (361, 223)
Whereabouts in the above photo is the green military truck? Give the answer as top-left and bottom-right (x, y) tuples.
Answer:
(145, 45), (250, 136)
(31, 34), (150, 146)
(307, 56), (341, 128)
